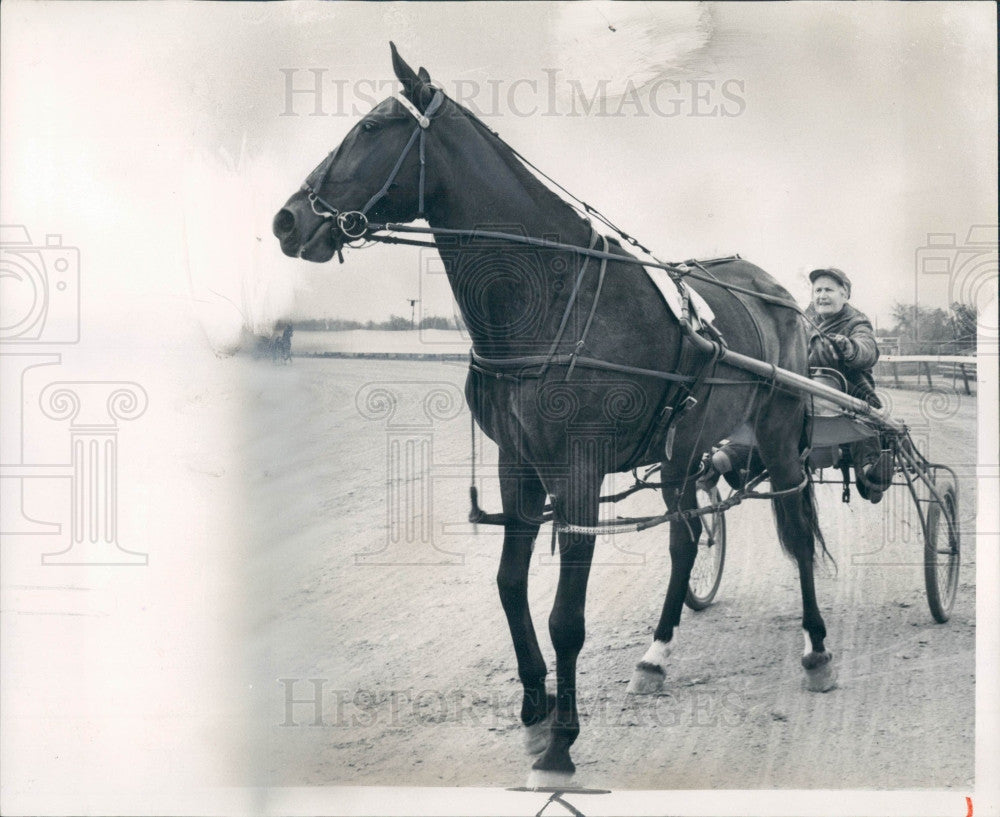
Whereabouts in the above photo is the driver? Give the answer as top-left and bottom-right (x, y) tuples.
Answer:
(805, 268), (879, 405)
(699, 267), (893, 503)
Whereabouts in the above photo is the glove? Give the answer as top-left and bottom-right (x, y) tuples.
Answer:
(808, 336), (839, 367)
(828, 333), (856, 360)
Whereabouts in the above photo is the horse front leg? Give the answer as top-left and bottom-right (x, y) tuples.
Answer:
(627, 478), (701, 694)
(495, 453), (553, 754)
(528, 477), (600, 788)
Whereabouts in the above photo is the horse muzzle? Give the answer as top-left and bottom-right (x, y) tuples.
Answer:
(273, 198), (368, 263)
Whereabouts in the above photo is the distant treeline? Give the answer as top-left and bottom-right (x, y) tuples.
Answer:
(876, 302), (978, 355)
(294, 315), (465, 332)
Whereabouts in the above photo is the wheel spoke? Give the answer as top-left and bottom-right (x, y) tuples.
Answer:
(686, 488), (726, 609)
(922, 476), (960, 623)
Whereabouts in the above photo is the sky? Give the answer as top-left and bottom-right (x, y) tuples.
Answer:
(1, 1), (996, 343)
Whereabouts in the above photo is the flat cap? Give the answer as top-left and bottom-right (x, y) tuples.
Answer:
(808, 267), (851, 297)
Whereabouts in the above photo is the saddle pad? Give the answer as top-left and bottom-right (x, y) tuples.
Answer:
(644, 265), (716, 330)
(809, 414), (878, 447)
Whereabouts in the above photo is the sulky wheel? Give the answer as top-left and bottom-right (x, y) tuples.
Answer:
(685, 485), (727, 610)
(924, 476), (960, 623)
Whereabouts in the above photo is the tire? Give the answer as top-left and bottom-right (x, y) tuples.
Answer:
(924, 477), (960, 623)
(685, 486), (727, 610)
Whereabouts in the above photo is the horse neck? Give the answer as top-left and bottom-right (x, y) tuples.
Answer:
(423, 125), (594, 356)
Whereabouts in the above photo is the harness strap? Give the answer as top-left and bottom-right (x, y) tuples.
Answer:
(539, 230), (600, 379)
(469, 350), (755, 386)
(355, 89), (445, 219)
(394, 91), (431, 129)
(360, 125), (423, 216)
(418, 120), (427, 215)
(622, 337), (694, 472)
(566, 235), (610, 381)
(555, 470), (811, 535)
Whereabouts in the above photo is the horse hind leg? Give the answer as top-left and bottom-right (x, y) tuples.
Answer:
(758, 410), (837, 693)
(788, 484), (837, 693)
(627, 480), (701, 695)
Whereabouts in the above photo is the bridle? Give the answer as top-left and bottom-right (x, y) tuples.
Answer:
(300, 86), (445, 243)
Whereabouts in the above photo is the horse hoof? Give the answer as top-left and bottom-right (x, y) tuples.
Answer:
(523, 710), (554, 755)
(626, 662), (665, 695)
(526, 768), (575, 790)
(802, 651), (837, 692)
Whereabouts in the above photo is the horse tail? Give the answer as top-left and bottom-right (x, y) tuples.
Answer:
(800, 409), (833, 566)
(771, 413), (834, 568)
(801, 472), (833, 567)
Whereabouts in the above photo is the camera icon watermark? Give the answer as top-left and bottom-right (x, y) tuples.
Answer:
(915, 225), (998, 345)
(0, 225), (80, 345)
(1, 225), (149, 565)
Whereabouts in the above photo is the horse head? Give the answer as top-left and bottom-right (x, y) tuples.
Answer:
(273, 44), (443, 262)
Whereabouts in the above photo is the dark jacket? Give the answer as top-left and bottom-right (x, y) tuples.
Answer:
(805, 302), (880, 406)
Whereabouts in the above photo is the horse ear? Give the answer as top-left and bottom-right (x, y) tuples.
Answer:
(390, 42), (421, 96)
(418, 66), (431, 84)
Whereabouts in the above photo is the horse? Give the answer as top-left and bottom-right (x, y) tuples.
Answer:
(272, 324), (293, 364)
(273, 43), (833, 787)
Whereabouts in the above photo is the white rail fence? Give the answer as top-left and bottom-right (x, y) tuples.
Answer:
(875, 355), (978, 395)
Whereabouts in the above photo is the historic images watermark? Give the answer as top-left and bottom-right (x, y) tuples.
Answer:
(352, 379), (468, 566)
(279, 71), (747, 119)
(277, 678), (747, 730)
(0, 224), (149, 565)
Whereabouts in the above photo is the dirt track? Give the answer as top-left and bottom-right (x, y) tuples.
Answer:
(238, 357), (975, 791)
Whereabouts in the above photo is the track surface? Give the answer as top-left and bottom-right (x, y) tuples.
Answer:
(240, 358), (976, 790)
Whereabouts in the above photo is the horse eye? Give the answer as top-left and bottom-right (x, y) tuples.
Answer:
(362, 120), (380, 132)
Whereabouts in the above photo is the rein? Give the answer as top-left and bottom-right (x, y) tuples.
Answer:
(365, 222), (808, 315)
(468, 350), (754, 386)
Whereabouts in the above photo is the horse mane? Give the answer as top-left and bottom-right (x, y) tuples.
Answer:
(448, 97), (594, 235)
